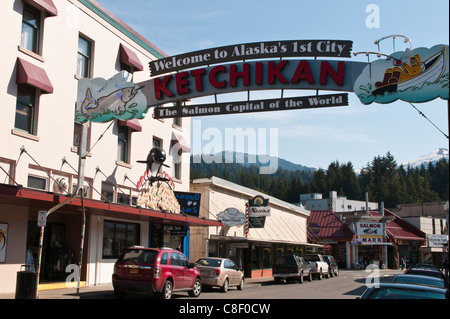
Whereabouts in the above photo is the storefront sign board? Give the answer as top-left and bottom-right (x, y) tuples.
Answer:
(174, 191), (201, 217)
(356, 222), (385, 245)
(427, 234), (448, 247)
(218, 208), (246, 227)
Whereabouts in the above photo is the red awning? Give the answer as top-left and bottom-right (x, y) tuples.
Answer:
(0, 184), (222, 227)
(170, 131), (191, 153)
(370, 210), (426, 243)
(16, 58), (53, 94)
(117, 119), (142, 132)
(119, 44), (144, 71)
(22, 0), (58, 17)
(307, 210), (353, 240)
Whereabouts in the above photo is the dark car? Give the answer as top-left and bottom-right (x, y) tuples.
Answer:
(359, 283), (447, 299)
(404, 268), (447, 282)
(322, 255), (339, 277)
(272, 254), (312, 284)
(112, 247), (202, 299)
(409, 263), (440, 271)
(392, 274), (447, 289)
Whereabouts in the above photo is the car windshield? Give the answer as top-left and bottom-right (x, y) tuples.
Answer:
(121, 249), (158, 264)
(393, 276), (445, 288)
(366, 287), (446, 299)
(195, 258), (222, 267)
(274, 255), (296, 265)
(303, 255), (320, 262)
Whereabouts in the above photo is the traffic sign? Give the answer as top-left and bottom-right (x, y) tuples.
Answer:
(38, 210), (47, 227)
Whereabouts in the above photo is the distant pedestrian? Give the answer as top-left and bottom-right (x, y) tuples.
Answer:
(400, 257), (406, 270)
(393, 256), (398, 269)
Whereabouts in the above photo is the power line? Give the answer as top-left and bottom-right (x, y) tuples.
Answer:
(409, 102), (449, 139)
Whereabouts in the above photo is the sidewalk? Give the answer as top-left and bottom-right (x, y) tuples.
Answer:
(0, 276), (274, 299)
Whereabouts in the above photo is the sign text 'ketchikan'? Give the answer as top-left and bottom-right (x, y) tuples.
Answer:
(137, 40), (368, 119)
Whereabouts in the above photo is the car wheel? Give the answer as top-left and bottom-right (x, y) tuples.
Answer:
(221, 278), (229, 293)
(308, 271), (312, 282)
(298, 272), (304, 284)
(114, 289), (126, 299)
(188, 278), (202, 297)
(318, 269), (322, 280)
(237, 277), (244, 290)
(160, 280), (173, 299)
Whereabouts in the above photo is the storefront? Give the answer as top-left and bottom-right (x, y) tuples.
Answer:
(307, 210), (354, 269)
(344, 209), (426, 269)
(0, 183), (220, 292)
(189, 176), (321, 279)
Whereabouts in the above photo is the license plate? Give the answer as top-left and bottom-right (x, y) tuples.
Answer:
(129, 268), (139, 274)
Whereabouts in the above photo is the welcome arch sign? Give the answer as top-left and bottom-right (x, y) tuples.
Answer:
(76, 38), (449, 123)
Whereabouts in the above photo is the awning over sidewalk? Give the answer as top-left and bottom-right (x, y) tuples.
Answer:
(0, 184), (221, 227)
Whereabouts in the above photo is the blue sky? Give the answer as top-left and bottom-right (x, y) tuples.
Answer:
(97, 0), (449, 170)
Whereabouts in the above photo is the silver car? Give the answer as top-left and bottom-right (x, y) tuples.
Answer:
(194, 257), (244, 292)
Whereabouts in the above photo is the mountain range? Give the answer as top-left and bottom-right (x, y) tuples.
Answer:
(193, 148), (449, 172)
(399, 148), (449, 168)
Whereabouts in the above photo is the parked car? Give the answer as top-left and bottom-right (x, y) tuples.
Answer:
(303, 254), (329, 280)
(409, 263), (440, 271)
(392, 274), (447, 289)
(194, 257), (244, 292)
(404, 268), (447, 282)
(273, 254), (312, 283)
(359, 282), (448, 299)
(322, 255), (339, 277)
(112, 247), (202, 299)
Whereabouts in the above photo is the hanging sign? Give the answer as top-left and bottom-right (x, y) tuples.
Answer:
(76, 71), (148, 123)
(218, 208), (246, 227)
(174, 191), (201, 217)
(154, 93), (348, 119)
(139, 59), (367, 107)
(354, 44), (449, 104)
(149, 40), (354, 76)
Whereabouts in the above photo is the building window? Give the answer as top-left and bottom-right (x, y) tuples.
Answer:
(77, 36), (92, 78)
(117, 126), (130, 163)
(153, 136), (162, 149)
(21, 4), (41, 54)
(173, 102), (182, 127)
(101, 182), (114, 203)
(173, 149), (181, 180)
(102, 220), (140, 258)
(15, 84), (37, 134)
(28, 175), (46, 190)
(173, 117), (181, 127)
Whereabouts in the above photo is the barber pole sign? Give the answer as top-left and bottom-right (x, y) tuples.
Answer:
(245, 203), (249, 237)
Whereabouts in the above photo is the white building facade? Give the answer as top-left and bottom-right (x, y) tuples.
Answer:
(0, 0), (219, 294)
(190, 177), (320, 279)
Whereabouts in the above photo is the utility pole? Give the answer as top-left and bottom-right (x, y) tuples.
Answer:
(75, 122), (88, 295)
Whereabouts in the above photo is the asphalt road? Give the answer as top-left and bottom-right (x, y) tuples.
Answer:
(190, 269), (404, 299)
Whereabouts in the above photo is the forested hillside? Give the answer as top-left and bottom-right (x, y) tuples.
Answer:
(190, 152), (449, 208)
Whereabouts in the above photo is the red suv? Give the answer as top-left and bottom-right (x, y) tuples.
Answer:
(112, 247), (202, 299)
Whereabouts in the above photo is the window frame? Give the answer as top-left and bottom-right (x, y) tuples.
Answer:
(77, 35), (93, 78)
(117, 125), (131, 164)
(15, 84), (38, 135)
(21, 4), (42, 55)
(102, 220), (140, 259)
